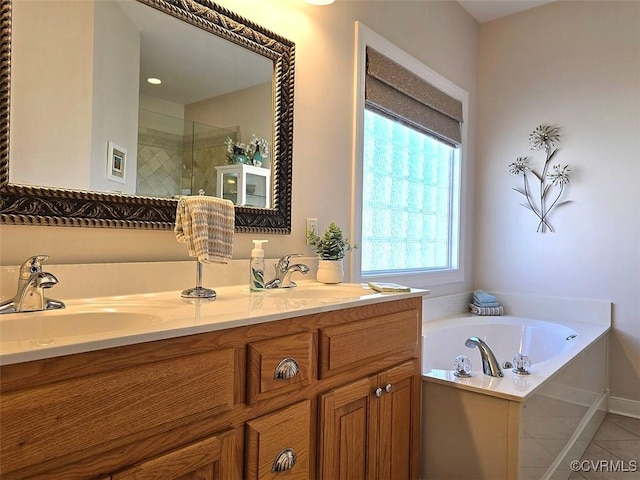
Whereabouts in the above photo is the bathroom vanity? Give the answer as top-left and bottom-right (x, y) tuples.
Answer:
(0, 285), (425, 479)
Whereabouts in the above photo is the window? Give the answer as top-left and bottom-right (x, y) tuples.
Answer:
(361, 110), (459, 275)
(353, 23), (467, 287)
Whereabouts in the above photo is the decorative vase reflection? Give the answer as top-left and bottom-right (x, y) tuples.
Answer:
(252, 151), (263, 167)
(232, 146), (250, 165)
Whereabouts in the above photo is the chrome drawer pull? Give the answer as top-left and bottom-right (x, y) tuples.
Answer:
(374, 387), (383, 398)
(274, 357), (299, 379)
(384, 383), (392, 393)
(272, 447), (297, 472)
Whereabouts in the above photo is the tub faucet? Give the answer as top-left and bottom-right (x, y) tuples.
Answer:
(465, 337), (503, 377)
(265, 254), (310, 288)
(0, 255), (65, 314)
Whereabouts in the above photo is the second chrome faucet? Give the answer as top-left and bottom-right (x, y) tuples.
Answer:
(265, 254), (310, 289)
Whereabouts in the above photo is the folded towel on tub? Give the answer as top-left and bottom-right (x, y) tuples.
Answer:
(469, 303), (504, 316)
(175, 195), (235, 264)
(473, 289), (500, 307)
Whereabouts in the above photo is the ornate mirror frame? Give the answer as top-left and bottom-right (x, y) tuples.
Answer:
(0, 0), (294, 233)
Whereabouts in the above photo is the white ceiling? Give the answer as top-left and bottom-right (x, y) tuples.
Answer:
(334, 0), (557, 24)
(118, 1), (272, 106)
(119, 0), (557, 106)
(457, 0), (557, 23)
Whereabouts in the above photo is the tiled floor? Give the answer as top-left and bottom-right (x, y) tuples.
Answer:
(569, 413), (640, 480)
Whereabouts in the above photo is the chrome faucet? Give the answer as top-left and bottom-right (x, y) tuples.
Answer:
(465, 336), (503, 377)
(265, 254), (310, 288)
(0, 255), (65, 314)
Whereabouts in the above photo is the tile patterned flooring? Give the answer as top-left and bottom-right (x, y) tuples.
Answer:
(569, 413), (640, 480)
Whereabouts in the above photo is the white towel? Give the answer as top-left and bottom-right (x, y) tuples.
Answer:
(175, 196), (235, 264)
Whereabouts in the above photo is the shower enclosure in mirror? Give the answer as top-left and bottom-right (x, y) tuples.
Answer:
(0, 0), (295, 233)
(137, 110), (238, 200)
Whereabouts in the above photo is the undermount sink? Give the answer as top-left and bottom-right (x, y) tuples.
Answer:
(264, 284), (374, 299)
(0, 309), (165, 343)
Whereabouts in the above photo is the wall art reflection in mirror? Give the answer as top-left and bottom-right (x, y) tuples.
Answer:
(0, 0), (295, 233)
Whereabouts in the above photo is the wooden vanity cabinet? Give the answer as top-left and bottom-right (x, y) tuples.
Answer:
(0, 297), (422, 480)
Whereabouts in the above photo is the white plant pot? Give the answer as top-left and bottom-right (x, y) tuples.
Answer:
(316, 259), (344, 284)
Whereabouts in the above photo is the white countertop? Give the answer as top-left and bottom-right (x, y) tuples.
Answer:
(0, 282), (429, 366)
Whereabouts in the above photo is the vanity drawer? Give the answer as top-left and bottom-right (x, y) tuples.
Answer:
(245, 400), (312, 479)
(112, 428), (235, 480)
(0, 347), (237, 475)
(318, 309), (419, 378)
(247, 331), (317, 404)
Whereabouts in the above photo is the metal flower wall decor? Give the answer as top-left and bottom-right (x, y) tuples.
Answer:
(508, 125), (572, 232)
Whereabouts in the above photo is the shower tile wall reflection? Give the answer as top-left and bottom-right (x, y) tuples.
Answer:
(137, 127), (182, 197)
(186, 127), (232, 197)
(136, 109), (234, 198)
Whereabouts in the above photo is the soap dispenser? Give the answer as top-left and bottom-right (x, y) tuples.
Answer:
(250, 240), (268, 291)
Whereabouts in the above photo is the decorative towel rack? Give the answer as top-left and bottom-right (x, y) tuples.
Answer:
(180, 190), (217, 300)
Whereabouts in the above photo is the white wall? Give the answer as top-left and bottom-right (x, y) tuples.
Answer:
(9, 0), (94, 190)
(9, 0), (140, 194)
(1, 0), (479, 298)
(139, 95), (185, 122)
(186, 82), (272, 157)
(476, 1), (640, 403)
(90, 0), (140, 194)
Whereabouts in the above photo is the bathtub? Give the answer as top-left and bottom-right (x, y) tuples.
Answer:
(421, 315), (609, 480)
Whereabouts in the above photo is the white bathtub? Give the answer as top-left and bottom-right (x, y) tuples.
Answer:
(421, 315), (610, 480)
(422, 315), (607, 400)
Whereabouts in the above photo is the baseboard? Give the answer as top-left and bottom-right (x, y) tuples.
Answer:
(609, 396), (640, 419)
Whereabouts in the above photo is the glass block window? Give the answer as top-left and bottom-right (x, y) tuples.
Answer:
(361, 108), (459, 276)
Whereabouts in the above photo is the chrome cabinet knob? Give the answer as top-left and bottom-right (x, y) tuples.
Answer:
(374, 384), (392, 397)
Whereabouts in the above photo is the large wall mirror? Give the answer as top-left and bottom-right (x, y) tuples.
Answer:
(0, 0), (295, 233)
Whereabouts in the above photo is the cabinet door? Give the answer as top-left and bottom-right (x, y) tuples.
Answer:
(318, 375), (379, 480)
(377, 360), (420, 480)
(318, 361), (420, 480)
(111, 429), (235, 480)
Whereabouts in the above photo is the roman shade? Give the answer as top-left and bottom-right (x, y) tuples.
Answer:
(365, 47), (463, 146)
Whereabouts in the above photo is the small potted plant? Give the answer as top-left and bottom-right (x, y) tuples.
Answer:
(307, 222), (357, 284)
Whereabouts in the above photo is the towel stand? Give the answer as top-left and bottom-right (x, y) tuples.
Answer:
(182, 260), (216, 300)
(180, 189), (217, 300)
